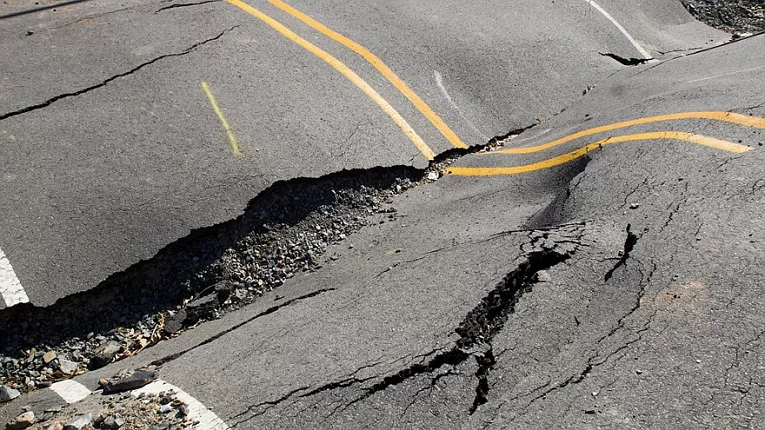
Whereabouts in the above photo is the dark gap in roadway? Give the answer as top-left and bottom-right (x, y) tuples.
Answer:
(599, 52), (652, 66)
(228, 230), (584, 425)
(0, 121), (538, 393)
(155, 0), (221, 14)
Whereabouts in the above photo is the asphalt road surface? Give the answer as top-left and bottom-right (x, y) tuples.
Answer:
(2, 0), (765, 429)
(0, 0), (725, 307)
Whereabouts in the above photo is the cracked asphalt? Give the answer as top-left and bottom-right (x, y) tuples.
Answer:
(2, 0), (765, 429)
(0, 0), (725, 307)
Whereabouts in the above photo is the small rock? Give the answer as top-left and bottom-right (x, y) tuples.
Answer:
(6, 411), (35, 430)
(0, 385), (21, 403)
(47, 423), (64, 430)
(185, 294), (217, 324)
(535, 270), (552, 283)
(64, 413), (92, 430)
(214, 281), (234, 303)
(636, 369), (643, 375)
(91, 341), (121, 369)
(233, 289), (248, 301)
(57, 359), (79, 375)
(162, 309), (187, 335)
(100, 416), (124, 429)
(43, 351), (57, 364)
(629, 203), (640, 209)
(102, 370), (158, 394)
(426, 171), (439, 181)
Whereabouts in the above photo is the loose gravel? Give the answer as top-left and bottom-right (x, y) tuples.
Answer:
(681, 0), (765, 34)
(19, 386), (194, 429)
(0, 178), (414, 392)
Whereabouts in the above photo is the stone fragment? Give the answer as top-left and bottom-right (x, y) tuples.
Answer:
(57, 359), (79, 375)
(6, 411), (35, 429)
(102, 370), (158, 394)
(63, 413), (92, 430)
(91, 341), (121, 369)
(162, 310), (187, 335)
(184, 294), (217, 324)
(215, 281), (234, 303)
(42, 351), (57, 364)
(0, 385), (21, 402)
(535, 270), (552, 283)
(46, 423), (64, 430)
(426, 171), (439, 181)
(629, 203), (640, 209)
(100, 416), (124, 429)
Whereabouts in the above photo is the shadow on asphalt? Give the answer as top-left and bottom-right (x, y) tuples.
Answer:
(0, 166), (419, 356)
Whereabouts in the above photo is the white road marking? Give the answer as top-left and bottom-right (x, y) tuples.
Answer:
(686, 65), (765, 84)
(434, 71), (489, 141)
(49, 380), (92, 404)
(0, 246), (29, 308)
(132, 380), (229, 430)
(584, 0), (653, 59)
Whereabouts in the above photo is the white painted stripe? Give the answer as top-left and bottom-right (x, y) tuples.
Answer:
(434, 71), (489, 141)
(132, 380), (229, 430)
(0, 247), (29, 308)
(49, 380), (92, 404)
(584, 0), (653, 59)
(686, 65), (765, 84)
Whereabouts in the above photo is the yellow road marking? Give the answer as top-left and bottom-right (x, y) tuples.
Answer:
(492, 111), (765, 155)
(226, 0), (436, 160)
(447, 131), (753, 177)
(266, 0), (468, 149)
(202, 81), (243, 157)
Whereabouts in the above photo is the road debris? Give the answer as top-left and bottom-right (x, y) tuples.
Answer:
(100, 369), (158, 394)
(681, 0), (765, 33)
(25, 385), (197, 429)
(5, 411), (34, 429)
(91, 342), (121, 370)
(63, 413), (92, 430)
(0, 385), (20, 403)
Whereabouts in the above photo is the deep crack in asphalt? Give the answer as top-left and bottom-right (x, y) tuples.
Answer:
(0, 123), (535, 393)
(227, 224), (585, 425)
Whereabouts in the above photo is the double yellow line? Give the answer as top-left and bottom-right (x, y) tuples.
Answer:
(226, 0), (468, 161)
(447, 111), (764, 177)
